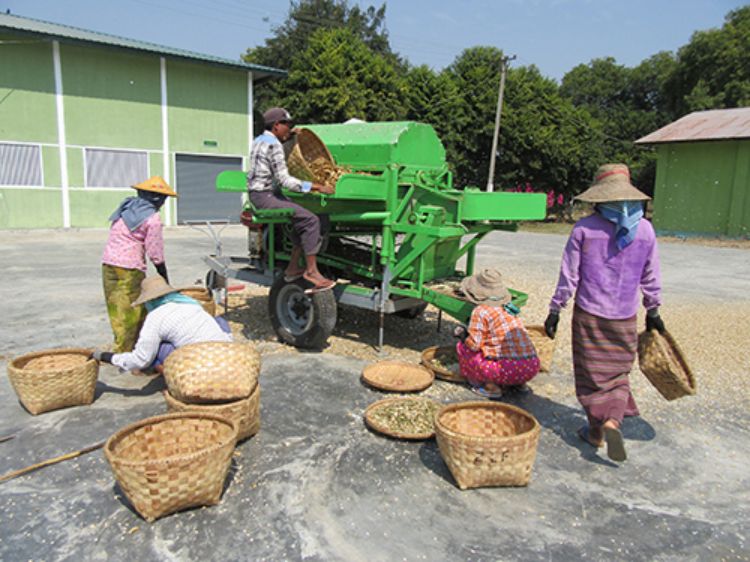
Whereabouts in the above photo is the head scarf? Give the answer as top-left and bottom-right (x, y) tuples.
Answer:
(109, 190), (167, 231)
(597, 201), (644, 250)
(144, 292), (200, 313)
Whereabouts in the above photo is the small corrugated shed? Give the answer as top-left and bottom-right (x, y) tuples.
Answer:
(636, 108), (750, 238)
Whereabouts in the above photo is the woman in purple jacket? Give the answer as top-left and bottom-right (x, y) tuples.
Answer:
(544, 163), (666, 462)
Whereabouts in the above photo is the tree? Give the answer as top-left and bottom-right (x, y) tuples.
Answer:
(243, 0), (400, 111)
(666, 6), (750, 114)
(279, 27), (407, 123)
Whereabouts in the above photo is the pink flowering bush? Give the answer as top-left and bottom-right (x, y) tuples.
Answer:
(508, 182), (566, 216)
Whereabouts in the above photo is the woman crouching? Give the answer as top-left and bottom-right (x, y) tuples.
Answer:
(454, 268), (540, 399)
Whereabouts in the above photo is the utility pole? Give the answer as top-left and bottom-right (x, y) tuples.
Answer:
(486, 54), (516, 192)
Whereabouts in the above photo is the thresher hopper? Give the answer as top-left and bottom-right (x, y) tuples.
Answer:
(208, 121), (546, 349)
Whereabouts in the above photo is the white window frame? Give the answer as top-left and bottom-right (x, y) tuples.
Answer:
(0, 141), (44, 187)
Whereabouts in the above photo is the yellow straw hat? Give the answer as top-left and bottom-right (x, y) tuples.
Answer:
(131, 276), (178, 307)
(132, 176), (178, 197)
(574, 164), (650, 203)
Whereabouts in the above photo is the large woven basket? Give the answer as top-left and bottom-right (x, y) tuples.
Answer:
(163, 342), (260, 403)
(7, 348), (99, 415)
(638, 329), (696, 401)
(179, 286), (216, 317)
(362, 360), (434, 392)
(435, 401), (541, 489)
(526, 325), (556, 373)
(421, 345), (466, 383)
(287, 128), (340, 186)
(163, 382), (260, 442)
(104, 412), (237, 522)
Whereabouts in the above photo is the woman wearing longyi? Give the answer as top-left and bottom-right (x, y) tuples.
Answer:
(544, 163), (665, 463)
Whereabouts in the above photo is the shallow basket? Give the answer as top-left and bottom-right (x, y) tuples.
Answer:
(362, 360), (434, 393)
(364, 396), (441, 440)
(179, 286), (216, 317)
(7, 348), (99, 415)
(421, 345), (466, 383)
(638, 329), (696, 401)
(104, 412), (237, 522)
(163, 383), (260, 442)
(435, 401), (541, 490)
(287, 128), (336, 184)
(163, 342), (260, 403)
(526, 325), (556, 373)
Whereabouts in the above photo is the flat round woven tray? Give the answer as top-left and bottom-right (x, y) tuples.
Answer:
(364, 396), (441, 440)
(361, 360), (434, 392)
(421, 345), (466, 383)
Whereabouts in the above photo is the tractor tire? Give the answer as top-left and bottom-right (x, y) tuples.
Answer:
(268, 276), (337, 349)
(395, 302), (428, 319)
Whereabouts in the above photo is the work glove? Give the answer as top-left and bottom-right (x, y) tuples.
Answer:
(453, 325), (468, 342)
(155, 262), (169, 284)
(544, 311), (560, 339)
(646, 308), (666, 334)
(90, 350), (114, 364)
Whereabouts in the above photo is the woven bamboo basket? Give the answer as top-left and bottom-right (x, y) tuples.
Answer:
(421, 345), (466, 383)
(638, 329), (696, 401)
(104, 412), (237, 522)
(287, 128), (338, 185)
(526, 325), (556, 373)
(179, 286), (216, 316)
(7, 348), (99, 415)
(163, 342), (260, 403)
(435, 401), (541, 489)
(364, 396), (441, 440)
(362, 360), (434, 392)
(163, 382), (260, 442)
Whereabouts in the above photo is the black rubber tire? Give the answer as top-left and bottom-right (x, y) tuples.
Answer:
(268, 276), (337, 349)
(395, 302), (428, 319)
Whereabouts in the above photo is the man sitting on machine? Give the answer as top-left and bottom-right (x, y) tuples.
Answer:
(247, 107), (336, 294)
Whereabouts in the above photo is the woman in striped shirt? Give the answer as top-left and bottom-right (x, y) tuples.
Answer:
(454, 268), (540, 399)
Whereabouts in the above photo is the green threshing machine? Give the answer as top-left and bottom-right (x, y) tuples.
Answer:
(206, 121), (546, 349)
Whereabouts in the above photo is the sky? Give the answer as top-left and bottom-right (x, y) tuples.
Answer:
(3, 0), (747, 81)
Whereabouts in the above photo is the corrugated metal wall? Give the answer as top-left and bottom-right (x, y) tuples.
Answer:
(653, 139), (750, 237)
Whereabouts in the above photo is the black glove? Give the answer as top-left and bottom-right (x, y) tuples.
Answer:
(90, 350), (114, 364)
(453, 325), (468, 341)
(646, 308), (666, 334)
(155, 262), (169, 284)
(544, 311), (560, 339)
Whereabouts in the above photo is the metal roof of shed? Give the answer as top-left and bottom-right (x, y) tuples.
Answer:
(0, 12), (286, 81)
(636, 108), (750, 144)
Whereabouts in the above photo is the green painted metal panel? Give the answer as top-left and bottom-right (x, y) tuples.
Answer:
(42, 146), (61, 187)
(461, 190), (547, 221)
(69, 189), (128, 227)
(305, 122), (446, 169)
(727, 142), (750, 238)
(653, 140), (749, 236)
(149, 152), (165, 177)
(0, 32), (57, 143)
(66, 147), (84, 187)
(167, 60), (249, 155)
(61, 44), (162, 149)
(0, 188), (62, 228)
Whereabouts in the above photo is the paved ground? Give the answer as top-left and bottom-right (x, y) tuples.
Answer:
(0, 226), (748, 561)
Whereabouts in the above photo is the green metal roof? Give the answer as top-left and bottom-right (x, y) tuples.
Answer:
(0, 12), (286, 81)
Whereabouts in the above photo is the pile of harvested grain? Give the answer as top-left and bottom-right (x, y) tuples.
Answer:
(366, 398), (440, 437)
(308, 157), (348, 189)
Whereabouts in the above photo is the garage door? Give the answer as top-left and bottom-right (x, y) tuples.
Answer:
(175, 154), (243, 224)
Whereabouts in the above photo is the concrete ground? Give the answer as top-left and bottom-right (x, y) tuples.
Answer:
(0, 226), (748, 561)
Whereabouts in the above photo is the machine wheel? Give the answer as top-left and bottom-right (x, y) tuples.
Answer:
(395, 302), (428, 319)
(205, 269), (226, 291)
(268, 276), (337, 349)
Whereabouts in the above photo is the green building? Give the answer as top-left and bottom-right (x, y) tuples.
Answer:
(0, 13), (285, 229)
(636, 108), (750, 238)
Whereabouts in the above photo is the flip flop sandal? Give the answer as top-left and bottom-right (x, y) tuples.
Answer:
(470, 385), (504, 400)
(304, 280), (336, 295)
(604, 426), (627, 462)
(577, 426), (603, 448)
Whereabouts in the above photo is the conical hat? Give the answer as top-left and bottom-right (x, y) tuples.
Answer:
(132, 176), (178, 197)
(575, 164), (650, 203)
(131, 275), (177, 307)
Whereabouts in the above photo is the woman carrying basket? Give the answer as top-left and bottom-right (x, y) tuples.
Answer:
(454, 268), (540, 399)
(544, 163), (666, 462)
(101, 176), (176, 353)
